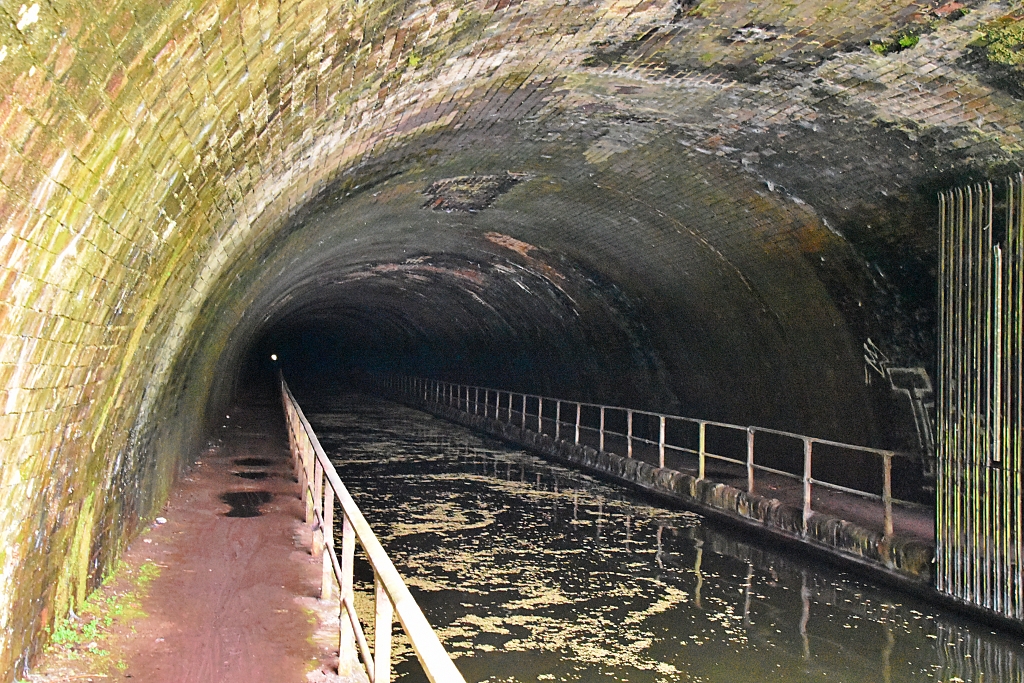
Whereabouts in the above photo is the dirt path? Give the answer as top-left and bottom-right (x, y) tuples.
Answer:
(28, 401), (359, 683)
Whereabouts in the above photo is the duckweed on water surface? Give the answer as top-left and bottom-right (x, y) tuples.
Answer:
(311, 397), (1024, 683)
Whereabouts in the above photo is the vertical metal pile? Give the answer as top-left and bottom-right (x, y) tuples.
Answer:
(937, 172), (1024, 617)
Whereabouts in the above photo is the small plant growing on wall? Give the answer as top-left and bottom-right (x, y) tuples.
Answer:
(869, 29), (921, 55)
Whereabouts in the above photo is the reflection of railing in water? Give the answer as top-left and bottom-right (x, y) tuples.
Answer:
(280, 376), (466, 683)
(382, 376), (928, 539)
(688, 520), (1024, 683)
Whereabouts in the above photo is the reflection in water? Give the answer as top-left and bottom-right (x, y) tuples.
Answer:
(309, 397), (1024, 683)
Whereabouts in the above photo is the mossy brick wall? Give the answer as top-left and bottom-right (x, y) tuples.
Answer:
(1, 0), (1023, 678)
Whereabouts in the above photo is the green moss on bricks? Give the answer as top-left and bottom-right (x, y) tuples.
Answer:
(974, 14), (1024, 67)
(37, 559), (159, 676)
(966, 12), (1024, 97)
(52, 492), (98, 625)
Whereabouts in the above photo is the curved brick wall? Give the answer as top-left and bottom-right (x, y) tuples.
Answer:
(1, 0), (1023, 676)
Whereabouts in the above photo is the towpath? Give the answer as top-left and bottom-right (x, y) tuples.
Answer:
(27, 401), (359, 683)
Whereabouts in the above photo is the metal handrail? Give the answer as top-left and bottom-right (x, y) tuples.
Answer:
(384, 375), (933, 539)
(280, 376), (466, 683)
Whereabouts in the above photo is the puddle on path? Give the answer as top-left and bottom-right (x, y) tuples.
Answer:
(234, 457), (274, 467)
(233, 471), (271, 480)
(309, 396), (1024, 683)
(220, 491), (273, 517)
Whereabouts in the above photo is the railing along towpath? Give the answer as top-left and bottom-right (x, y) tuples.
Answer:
(281, 376), (467, 683)
(384, 376), (933, 544)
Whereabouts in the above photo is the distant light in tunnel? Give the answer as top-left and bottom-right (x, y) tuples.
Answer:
(270, 354), (278, 361)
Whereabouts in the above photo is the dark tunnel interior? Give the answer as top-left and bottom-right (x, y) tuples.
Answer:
(205, 146), (945, 505)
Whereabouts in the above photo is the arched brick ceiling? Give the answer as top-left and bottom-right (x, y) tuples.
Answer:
(1, 0), (1022, 675)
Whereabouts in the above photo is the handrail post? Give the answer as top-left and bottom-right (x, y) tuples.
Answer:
(537, 397), (543, 433)
(321, 475), (334, 602)
(555, 400), (561, 441)
(484, 389), (490, 418)
(746, 427), (755, 494)
(659, 416), (666, 468)
(599, 406), (606, 452)
(883, 451), (894, 538)
(507, 392), (512, 421)
(474, 387), (479, 415)
(374, 573), (394, 683)
(293, 420), (303, 487)
(575, 403), (581, 445)
(698, 421), (706, 481)
(802, 439), (813, 536)
(522, 394), (527, 429)
(305, 438), (315, 526)
(339, 514), (356, 676)
(627, 410), (633, 459)
(313, 460), (325, 558)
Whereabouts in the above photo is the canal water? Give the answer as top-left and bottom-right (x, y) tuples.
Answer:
(307, 396), (1024, 683)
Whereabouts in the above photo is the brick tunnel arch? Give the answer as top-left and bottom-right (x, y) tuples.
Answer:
(2, 0), (1024, 675)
